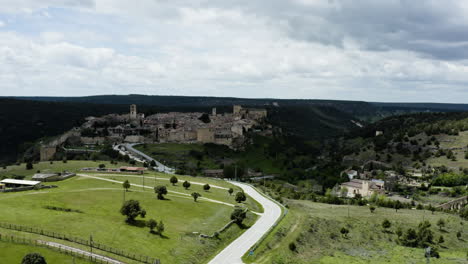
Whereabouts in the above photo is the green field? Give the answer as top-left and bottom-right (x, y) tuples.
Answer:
(0, 160), (132, 179)
(0, 161), (258, 264)
(135, 141), (283, 175)
(0, 241), (92, 264)
(246, 200), (467, 264)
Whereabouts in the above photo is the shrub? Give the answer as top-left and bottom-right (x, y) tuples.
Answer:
(22, 253), (47, 264)
(288, 242), (296, 252)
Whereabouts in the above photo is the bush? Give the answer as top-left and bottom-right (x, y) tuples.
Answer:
(22, 253), (47, 264)
(382, 219), (391, 230)
(288, 242), (297, 252)
(340, 227), (349, 238)
(231, 208), (247, 224)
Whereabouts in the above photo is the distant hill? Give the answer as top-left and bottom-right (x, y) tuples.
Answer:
(8, 94), (468, 121)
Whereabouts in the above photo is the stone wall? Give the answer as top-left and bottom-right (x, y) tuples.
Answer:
(197, 128), (215, 143)
(40, 147), (57, 161)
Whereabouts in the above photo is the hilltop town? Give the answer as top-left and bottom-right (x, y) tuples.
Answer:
(40, 105), (271, 161)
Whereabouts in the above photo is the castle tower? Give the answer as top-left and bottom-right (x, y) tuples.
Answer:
(130, 104), (137, 120)
(212, 107), (217, 116)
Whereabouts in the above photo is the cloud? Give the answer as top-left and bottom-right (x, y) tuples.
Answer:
(0, 0), (468, 102)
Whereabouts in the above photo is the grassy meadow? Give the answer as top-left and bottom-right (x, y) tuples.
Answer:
(0, 161), (258, 264)
(245, 200), (467, 264)
(0, 241), (92, 264)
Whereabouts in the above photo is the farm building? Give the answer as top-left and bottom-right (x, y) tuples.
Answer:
(32, 173), (60, 182)
(0, 179), (41, 188)
(340, 179), (385, 198)
(0, 183), (4, 190)
(203, 169), (224, 178)
(32, 172), (76, 182)
(119, 167), (146, 174)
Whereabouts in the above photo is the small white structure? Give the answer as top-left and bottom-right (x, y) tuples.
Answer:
(345, 170), (358, 180)
(0, 179), (41, 188)
(375, 131), (384, 136)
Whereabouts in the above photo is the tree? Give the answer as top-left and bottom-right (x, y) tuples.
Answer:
(156, 221), (165, 236)
(438, 235), (444, 244)
(417, 221), (434, 247)
(98, 164), (106, 169)
(150, 160), (156, 167)
(369, 206), (376, 213)
(394, 200), (402, 212)
(22, 253), (47, 264)
(340, 227), (349, 238)
(154, 186), (168, 200)
(170, 176), (178, 186)
(231, 208), (247, 224)
(203, 184), (211, 191)
(26, 162), (33, 170)
(147, 219), (157, 233)
(191, 192), (201, 202)
(235, 191), (247, 203)
(123, 180), (131, 192)
(183, 181), (191, 190)
(382, 219), (391, 231)
(456, 231), (462, 240)
(402, 228), (418, 247)
(436, 218), (445, 231)
(228, 188), (234, 196)
(120, 200), (145, 223)
(396, 226), (403, 238)
(429, 205), (436, 215)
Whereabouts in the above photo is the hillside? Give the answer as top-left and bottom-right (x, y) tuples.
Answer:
(0, 97), (363, 165)
(9, 94), (468, 121)
(0, 161), (258, 264)
(246, 199), (467, 264)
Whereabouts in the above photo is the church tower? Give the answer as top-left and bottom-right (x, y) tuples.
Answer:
(130, 104), (137, 120)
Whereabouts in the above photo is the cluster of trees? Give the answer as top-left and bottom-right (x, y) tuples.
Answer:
(432, 173), (468, 187)
(120, 200), (146, 223)
(119, 200), (165, 236)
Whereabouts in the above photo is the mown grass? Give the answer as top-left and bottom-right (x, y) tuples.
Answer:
(0, 241), (92, 264)
(0, 161), (259, 264)
(246, 199), (467, 264)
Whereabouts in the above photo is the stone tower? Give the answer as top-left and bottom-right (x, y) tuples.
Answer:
(212, 107), (217, 116)
(130, 104), (137, 120)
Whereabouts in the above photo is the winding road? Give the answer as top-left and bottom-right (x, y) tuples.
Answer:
(208, 181), (283, 264)
(112, 145), (283, 263)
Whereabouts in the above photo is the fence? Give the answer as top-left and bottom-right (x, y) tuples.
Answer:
(0, 222), (160, 264)
(0, 233), (120, 264)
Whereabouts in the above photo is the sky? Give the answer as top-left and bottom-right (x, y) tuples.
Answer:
(1, 0), (468, 102)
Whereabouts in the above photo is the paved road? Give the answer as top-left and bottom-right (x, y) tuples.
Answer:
(208, 182), (283, 264)
(37, 240), (124, 264)
(114, 143), (175, 174)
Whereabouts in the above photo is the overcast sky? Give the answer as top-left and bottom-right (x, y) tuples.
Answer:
(1, 0), (468, 102)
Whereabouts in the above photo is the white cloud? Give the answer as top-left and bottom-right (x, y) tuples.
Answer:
(0, 1), (468, 102)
